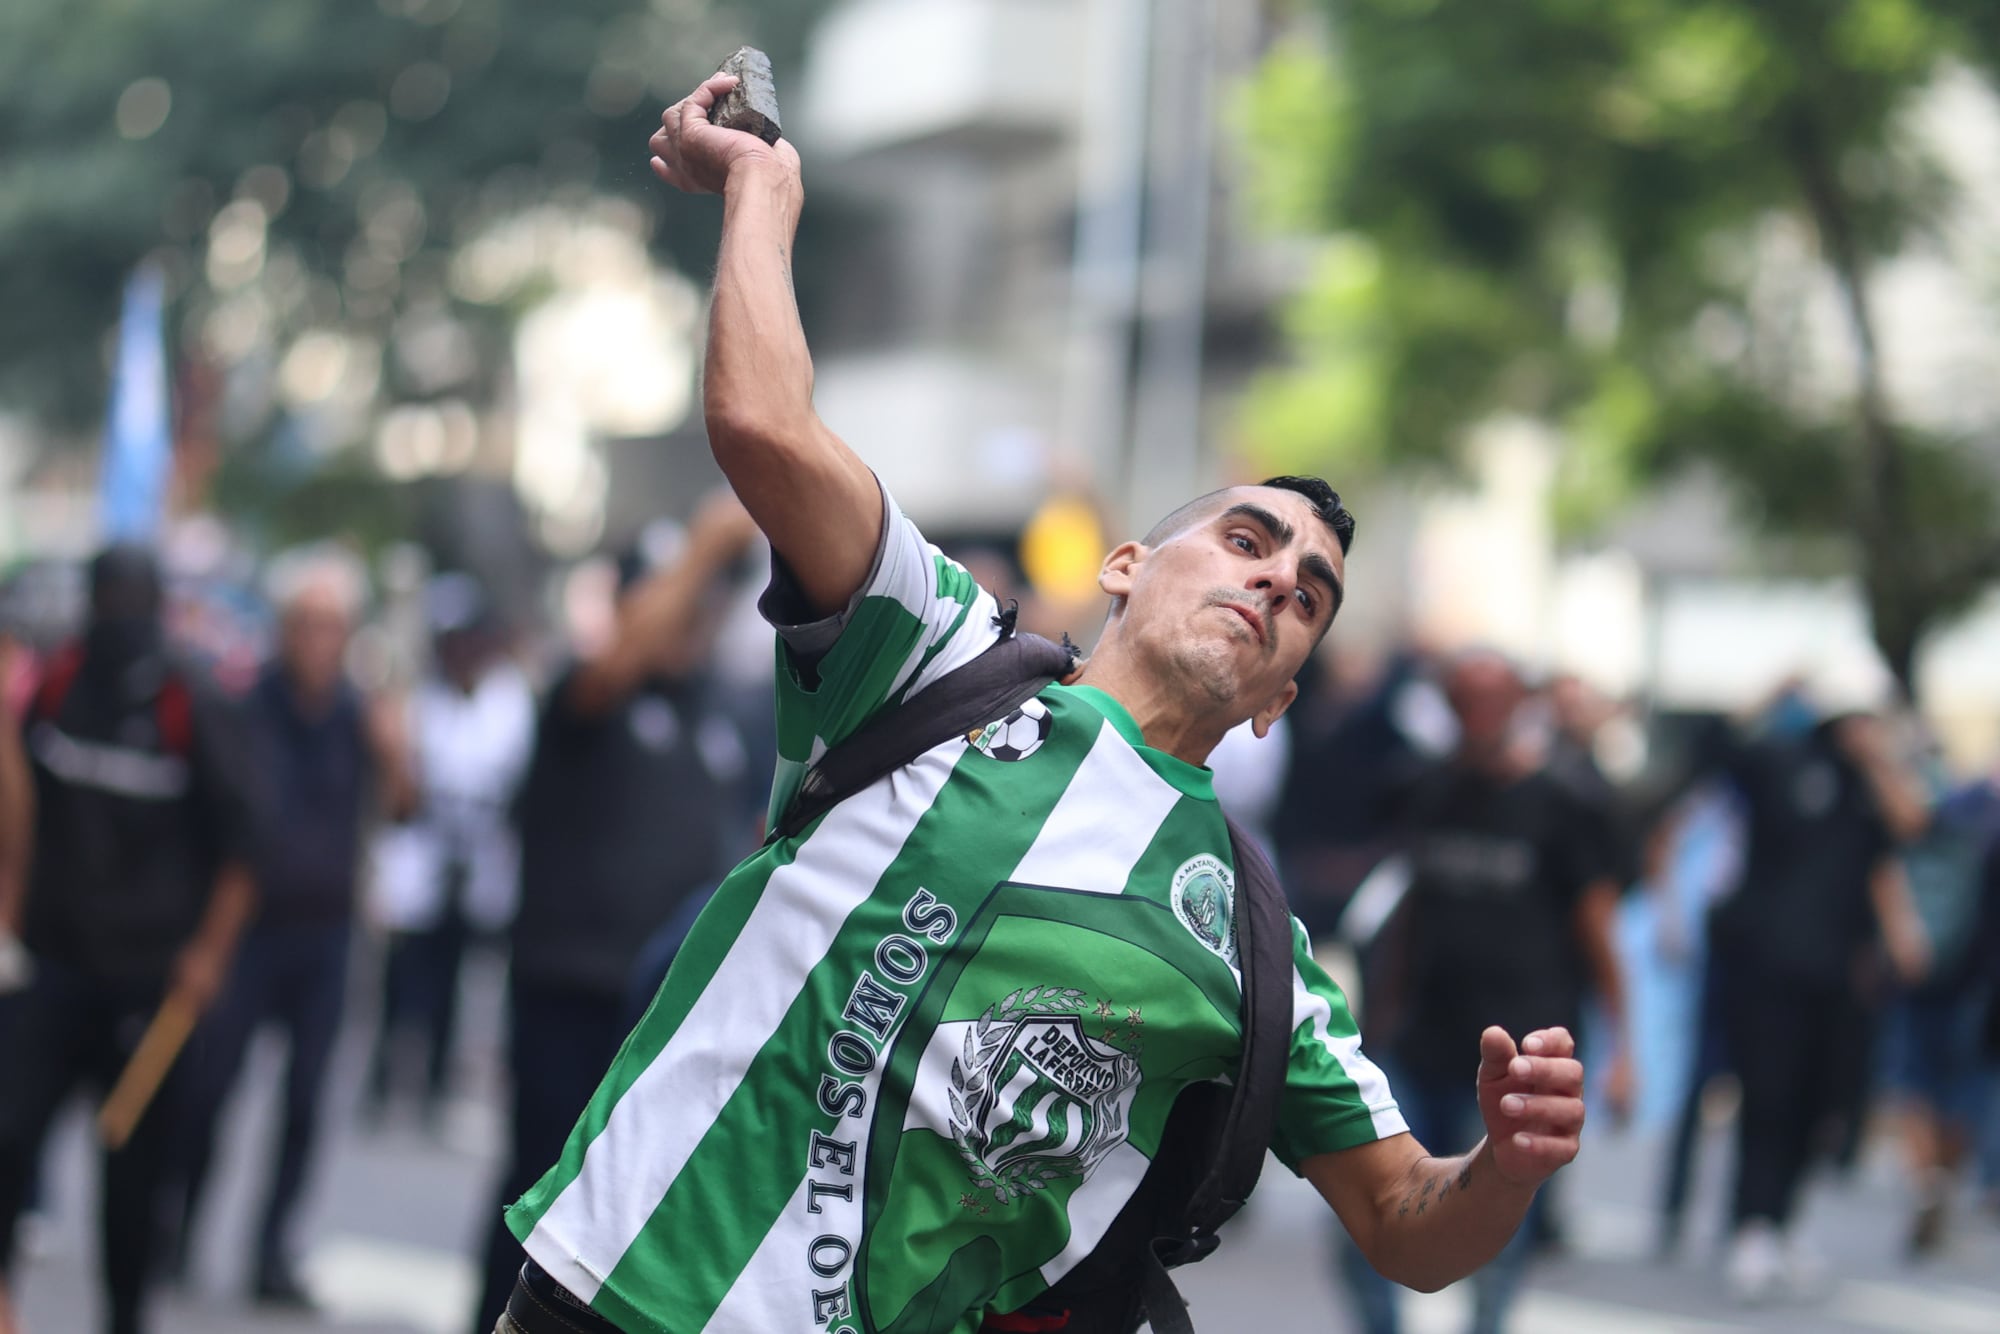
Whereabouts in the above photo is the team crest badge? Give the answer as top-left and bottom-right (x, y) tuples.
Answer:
(966, 697), (1052, 762)
(1171, 855), (1236, 964)
(947, 986), (1140, 1203)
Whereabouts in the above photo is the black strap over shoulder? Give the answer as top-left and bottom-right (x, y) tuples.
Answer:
(1130, 813), (1291, 1334)
(772, 613), (1076, 841)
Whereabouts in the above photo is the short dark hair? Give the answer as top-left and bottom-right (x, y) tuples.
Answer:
(1259, 475), (1356, 555)
(1142, 476), (1356, 554)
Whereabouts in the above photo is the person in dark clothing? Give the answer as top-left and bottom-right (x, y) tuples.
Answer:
(471, 495), (759, 1334)
(164, 550), (413, 1305)
(1710, 711), (1928, 1301)
(0, 545), (256, 1334)
(1338, 650), (1629, 1334)
(1546, 673), (1639, 894)
(1272, 649), (1445, 938)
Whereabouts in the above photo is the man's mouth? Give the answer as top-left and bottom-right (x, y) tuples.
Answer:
(1220, 602), (1265, 645)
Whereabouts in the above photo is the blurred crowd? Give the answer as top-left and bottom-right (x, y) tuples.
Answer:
(1262, 640), (2000, 1331)
(0, 516), (1996, 1334)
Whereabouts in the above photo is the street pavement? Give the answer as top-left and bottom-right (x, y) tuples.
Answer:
(15, 949), (2000, 1334)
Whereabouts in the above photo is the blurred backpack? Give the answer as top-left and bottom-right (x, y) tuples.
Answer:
(28, 642), (195, 758)
(775, 612), (1294, 1334)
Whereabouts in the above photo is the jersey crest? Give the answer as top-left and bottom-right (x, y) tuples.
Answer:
(1171, 855), (1237, 965)
(947, 986), (1140, 1204)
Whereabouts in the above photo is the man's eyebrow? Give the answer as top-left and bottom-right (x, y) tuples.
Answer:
(1220, 503), (1294, 548)
(1301, 551), (1345, 616)
(1221, 502), (1345, 614)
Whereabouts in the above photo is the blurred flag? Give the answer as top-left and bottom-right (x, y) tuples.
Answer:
(99, 264), (172, 543)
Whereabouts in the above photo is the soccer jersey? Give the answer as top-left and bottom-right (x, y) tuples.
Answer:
(507, 483), (1405, 1334)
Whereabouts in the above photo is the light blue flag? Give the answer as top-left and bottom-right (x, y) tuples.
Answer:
(99, 265), (172, 543)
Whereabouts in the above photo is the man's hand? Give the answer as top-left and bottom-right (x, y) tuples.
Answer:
(649, 73), (800, 196)
(1475, 1025), (1584, 1187)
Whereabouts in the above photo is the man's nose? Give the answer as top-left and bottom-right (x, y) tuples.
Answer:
(1251, 565), (1298, 613)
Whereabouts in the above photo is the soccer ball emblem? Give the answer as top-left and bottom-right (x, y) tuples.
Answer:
(969, 697), (1053, 762)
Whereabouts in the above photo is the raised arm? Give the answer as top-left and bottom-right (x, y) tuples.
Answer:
(566, 493), (759, 717)
(649, 73), (881, 618)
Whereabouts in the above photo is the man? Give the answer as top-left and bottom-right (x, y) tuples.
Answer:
(491, 76), (1589, 1334)
(166, 547), (412, 1305)
(1338, 651), (1630, 1334)
(0, 546), (255, 1334)
(1711, 710), (1928, 1300)
(471, 495), (760, 1332)
(366, 574), (533, 1126)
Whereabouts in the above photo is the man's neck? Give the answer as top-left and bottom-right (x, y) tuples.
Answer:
(280, 667), (339, 720)
(1070, 651), (1230, 768)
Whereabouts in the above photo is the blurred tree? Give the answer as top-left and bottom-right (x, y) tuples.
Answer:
(0, 0), (827, 529)
(1239, 0), (2000, 695)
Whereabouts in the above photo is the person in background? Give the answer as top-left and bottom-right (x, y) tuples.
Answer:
(365, 574), (533, 1128)
(1710, 709), (1928, 1301)
(0, 636), (31, 988)
(471, 495), (759, 1332)
(0, 546), (256, 1334)
(1546, 674), (1639, 897)
(1649, 718), (1748, 1257)
(0, 638), (32, 1334)
(1890, 756), (2000, 1256)
(1339, 649), (1630, 1334)
(163, 547), (414, 1306)
(1275, 647), (1452, 939)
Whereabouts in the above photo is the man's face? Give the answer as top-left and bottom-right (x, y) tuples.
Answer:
(1107, 486), (1345, 723)
(1445, 655), (1526, 755)
(281, 584), (351, 699)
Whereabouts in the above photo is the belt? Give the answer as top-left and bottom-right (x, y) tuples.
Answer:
(504, 1259), (624, 1334)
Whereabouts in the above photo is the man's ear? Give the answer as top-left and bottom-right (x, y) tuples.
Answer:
(1098, 541), (1146, 602)
(1250, 679), (1299, 739)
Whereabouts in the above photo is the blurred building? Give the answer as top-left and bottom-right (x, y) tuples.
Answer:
(793, 0), (1299, 539)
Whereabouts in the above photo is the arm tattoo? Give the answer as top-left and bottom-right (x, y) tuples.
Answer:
(1395, 1155), (1473, 1223)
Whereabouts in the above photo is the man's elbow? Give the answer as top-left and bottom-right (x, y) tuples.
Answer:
(704, 396), (811, 458)
(1358, 1249), (1455, 1295)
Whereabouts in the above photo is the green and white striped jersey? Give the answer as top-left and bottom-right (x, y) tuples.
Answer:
(507, 485), (1405, 1334)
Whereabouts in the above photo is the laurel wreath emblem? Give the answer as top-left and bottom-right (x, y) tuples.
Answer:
(947, 985), (1088, 1204)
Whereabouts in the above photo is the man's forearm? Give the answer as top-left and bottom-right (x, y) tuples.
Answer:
(700, 159), (880, 614)
(705, 162), (812, 460)
(1362, 1140), (1538, 1292)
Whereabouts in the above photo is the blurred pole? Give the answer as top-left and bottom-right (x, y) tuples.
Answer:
(1059, 0), (1150, 524)
(99, 264), (173, 546)
(1128, 0), (1220, 530)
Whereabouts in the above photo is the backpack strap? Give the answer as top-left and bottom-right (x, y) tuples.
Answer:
(1133, 815), (1293, 1334)
(29, 643), (85, 723)
(772, 614), (1076, 841)
(29, 644), (196, 758)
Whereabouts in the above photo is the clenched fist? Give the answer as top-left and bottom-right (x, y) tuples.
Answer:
(649, 73), (800, 196)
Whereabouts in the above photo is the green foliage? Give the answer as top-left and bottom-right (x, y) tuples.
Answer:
(1240, 0), (2000, 690)
(0, 0), (827, 428)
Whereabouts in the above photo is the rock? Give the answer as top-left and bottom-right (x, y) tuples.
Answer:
(713, 46), (782, 146)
